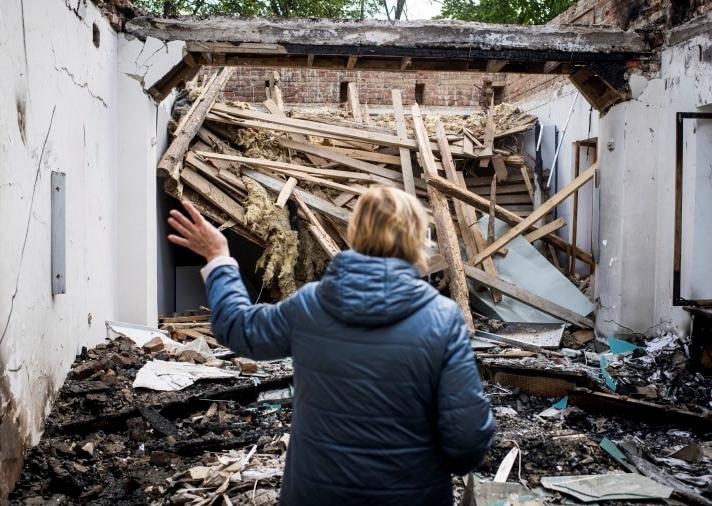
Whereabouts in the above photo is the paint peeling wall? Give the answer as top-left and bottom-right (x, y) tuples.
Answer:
(0, 0), (180, 495)
(513, 30), (712, 338)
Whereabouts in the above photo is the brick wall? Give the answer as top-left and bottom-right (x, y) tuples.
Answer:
(217, 67), (491, 107)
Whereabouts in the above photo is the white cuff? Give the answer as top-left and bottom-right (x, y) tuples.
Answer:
(201, 256), (238, 281)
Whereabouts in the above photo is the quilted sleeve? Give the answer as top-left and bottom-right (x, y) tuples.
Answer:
(204, 263), (300, 360)
(436, 310), (495, 475)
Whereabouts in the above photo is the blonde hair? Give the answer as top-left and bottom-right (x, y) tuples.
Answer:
(347, 187), (428, 269)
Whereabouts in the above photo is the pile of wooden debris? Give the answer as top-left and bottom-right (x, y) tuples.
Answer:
(161, 68), (594, 330)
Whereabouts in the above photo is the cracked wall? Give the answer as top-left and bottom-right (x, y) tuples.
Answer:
(0, 0), (180, 496)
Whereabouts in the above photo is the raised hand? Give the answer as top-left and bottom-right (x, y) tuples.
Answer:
(167, 200), (230, 262)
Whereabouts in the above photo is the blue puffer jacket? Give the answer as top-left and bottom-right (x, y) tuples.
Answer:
(206, 250), (494, 506)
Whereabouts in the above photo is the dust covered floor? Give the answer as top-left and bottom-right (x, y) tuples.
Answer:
(9, 332), (712, 505)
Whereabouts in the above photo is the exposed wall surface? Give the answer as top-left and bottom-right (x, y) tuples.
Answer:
(0, 1), (179, 495)
(514, 24), (712, 338)
(516, 82), (600, 273)
(218, 67), (492, 107)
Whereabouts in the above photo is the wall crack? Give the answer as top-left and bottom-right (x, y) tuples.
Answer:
(0, 106), (56, 346)
(54, 66), (108, 108)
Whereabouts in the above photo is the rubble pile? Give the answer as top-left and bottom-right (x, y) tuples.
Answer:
(9, 317), (712, 505)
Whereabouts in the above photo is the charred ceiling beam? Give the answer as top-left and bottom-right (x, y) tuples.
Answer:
(126, 17), (651, 112)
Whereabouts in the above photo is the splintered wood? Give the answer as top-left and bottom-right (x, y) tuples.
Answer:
(159, 68), (596, 328)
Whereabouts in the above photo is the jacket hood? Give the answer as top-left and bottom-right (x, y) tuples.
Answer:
(316, 250), (438, 327)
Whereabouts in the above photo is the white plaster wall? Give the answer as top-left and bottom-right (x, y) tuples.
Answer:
(517, 83), (599, 272)
(514, 35), (712, 338)
(0, 1), (180, 494)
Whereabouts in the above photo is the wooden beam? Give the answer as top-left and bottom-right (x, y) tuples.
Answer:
(294, 196), (341, 258)
(400, 57), (412, 70)
(180, 165), (245, 224)
(346, 54), (358, 69)
(479, 97), (495, 168)
(520, 165), (535, 202)
(436, 122), (502, 303)
(463, 264), (594, 328)
(275, 177), (298, 208)
(157, 67), (234, 188)
(306, 53), (314, 67)
(492, 154), (508, 182)
(242, 169), (352, 224)
(470, 163), (597, 267)
(425, 172), (595, 266)
(488, 176), (497, 245)
(524, 217), (566, 243)
(347, 82), (363, 122)
(392, 89), (416, 196)
(412, 105), (474, 329)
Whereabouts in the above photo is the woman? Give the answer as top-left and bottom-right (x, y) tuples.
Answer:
(168, 187), (494, 506)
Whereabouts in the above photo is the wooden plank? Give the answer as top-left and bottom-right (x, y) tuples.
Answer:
(470, 164), (597, 267)
(470, 183), (531, 196)
(436, 122), (501, 303)
(158, 67), (234, 187)
(277, 138), (405, 182)
(294, 196), (341, 258)
(347, 82), (362, 122)
(479, 98), (495, 168)
(488, 176), (497, 245)
(306, 53), (314, 67)
(328, 147), (401, 165)
(570, 143), (581, 275)
(463, 265), (594, 328)
(492, 154), (508, 182)
(263, 99), (327, 167)
(180, 166), (245, 224)
(399, 57), (412, 70)
(392, 89), (417, 196)
(275, 177), (298, 208)
(412, 105), (474, 329)
(242, 168), (352, 224)
(520, 165), (535, 202)
(212, 104), (415, 149)
(426, 173), (595, 266)
(346, 55), (358, 70)
(524, 217), (566, 243)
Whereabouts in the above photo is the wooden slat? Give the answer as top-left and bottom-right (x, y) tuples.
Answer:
(470, 164), (597, 267)
(524, 217), (566, 243)
(425, 173), (595, 266)
(488, 176), (497, 245)
(492, 154), (508, 182)
(277, 138), (406, 182)
(263, 99), (327, 167)
(463, 264), (594, 328)
(158, 67), (234, 188)
(180, 166), (245, 224)
(479, 98), (495, 168)
(275, 177), (298, 208)
(436, 122), (502, 303)
(294, 195), (341, 258)
(520, 165), (535, 202)
(328, 147), (401, 165)
(392, 89), (416, 196)
(412, 105), (474, 329)
(242, 168), (352, 223)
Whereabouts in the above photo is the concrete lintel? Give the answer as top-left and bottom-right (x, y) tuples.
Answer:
(125, 17), (647, 58)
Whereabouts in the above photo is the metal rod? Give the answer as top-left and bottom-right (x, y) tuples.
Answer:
(546, 91), (579, 188)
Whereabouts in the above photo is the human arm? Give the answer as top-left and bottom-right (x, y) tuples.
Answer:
(167, 201), (293, 359)
(436, 311), (495, 475)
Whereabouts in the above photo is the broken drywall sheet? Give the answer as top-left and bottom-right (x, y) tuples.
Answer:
(133, 360), (241, 391)
(470, 216), (594, 324)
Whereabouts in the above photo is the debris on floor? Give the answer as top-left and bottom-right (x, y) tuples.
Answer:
(10, 311), (712, 505)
